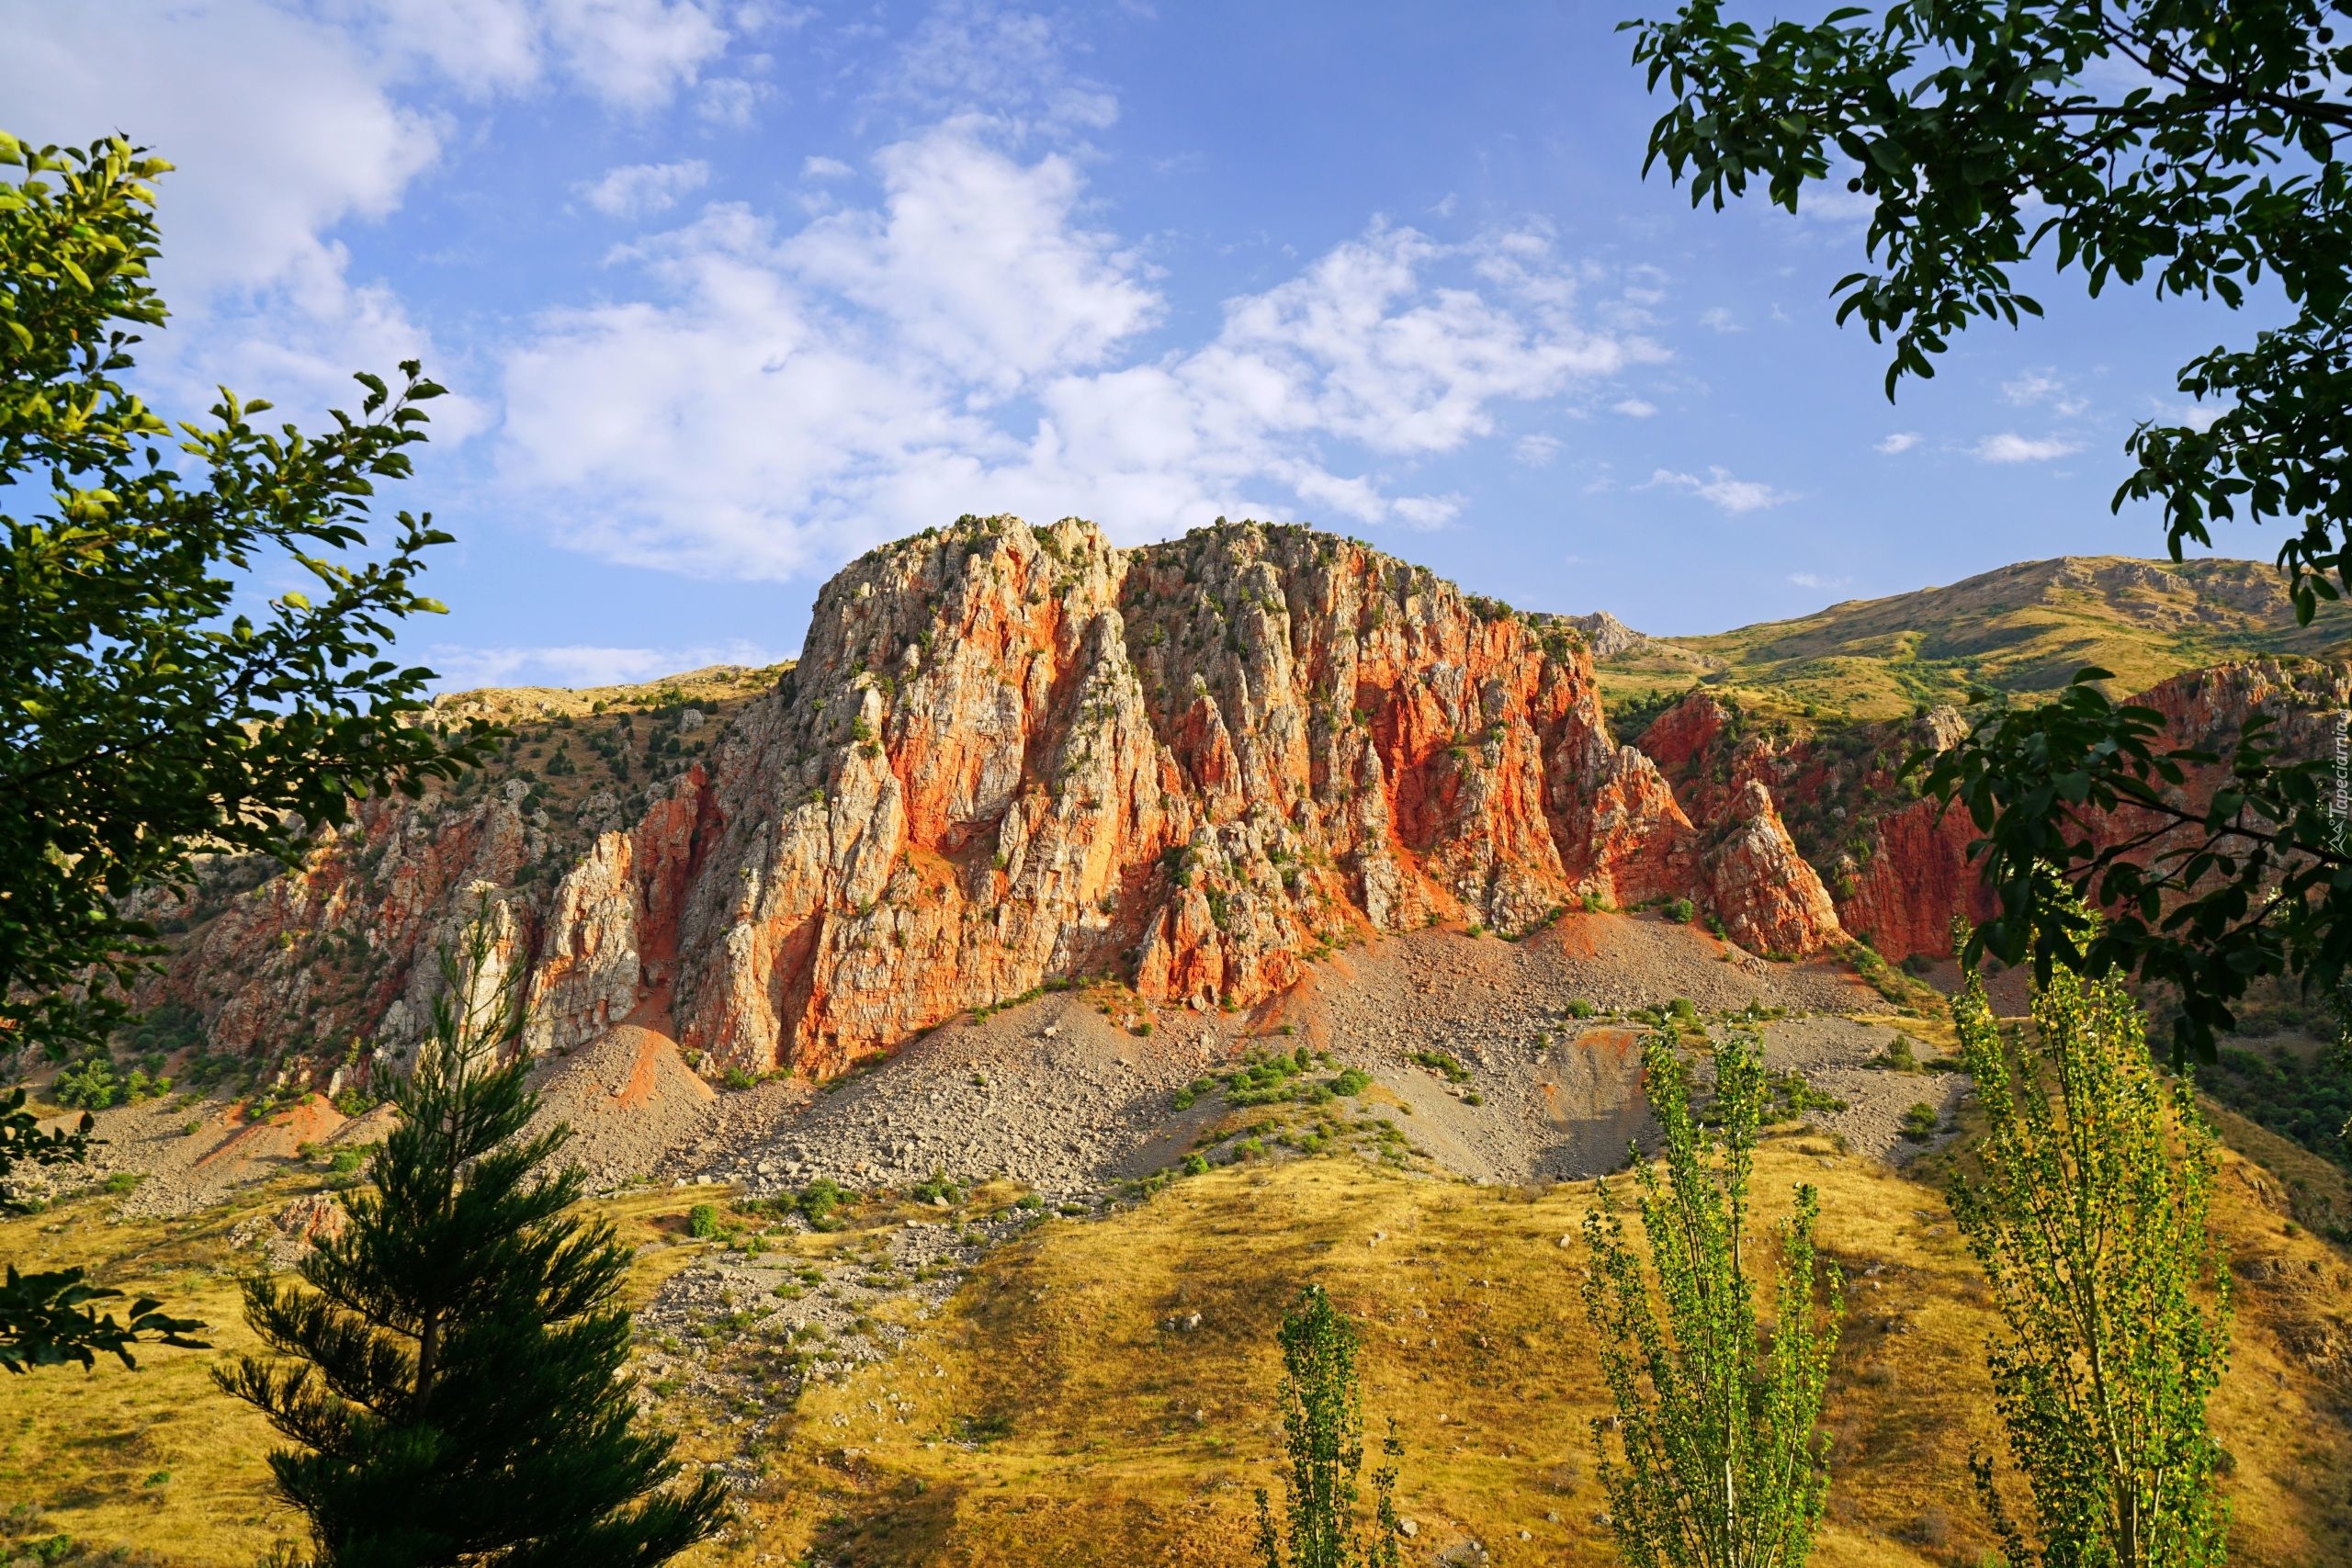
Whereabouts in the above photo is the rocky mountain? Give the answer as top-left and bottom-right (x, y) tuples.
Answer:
(124, 522), (2352, 1097)
(133, 516), (1853, 1089)
(1627, 654), (2352, 964)
(1562, 609), (1647, 659)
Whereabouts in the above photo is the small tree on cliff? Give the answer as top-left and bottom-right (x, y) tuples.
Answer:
(1582, 1031), (1842, 1568)
(1254, 1282), (1404, 1568)
(1948, 955), (2232, 1568)
(217, 908), (728, 1565)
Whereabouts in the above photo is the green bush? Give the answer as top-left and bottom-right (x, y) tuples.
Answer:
(52, 1054), (120, 1110)
(2204, 1043), (2352, 1170)
(1565, 998), (1598, 1020)
(1182, 1153), (1210, 1177)
(687, 1202), (722, 1239)
(1664, 897), (1696, 924)
(795, 1178), (852, 1230)
(102, 1171), (141, 1195)
(1408, 1049), (1470, 1085)
(1766, 1069), (1847, 1121)
(910, 1170), (963, 1206)
(1899, 1102), (1939, 1142)
(1222, 1051), (1312, 1108)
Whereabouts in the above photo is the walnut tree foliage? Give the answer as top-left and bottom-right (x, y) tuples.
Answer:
(0, 1086), (206, 1373)
(1621, 2), (2352, 1062)
(1947, 955), (2233, 1568)
(0, 129), (492, 1063)
(217, 909), (729, 1567)
(1252, 1282), (1404, 1568)
(1915, 668), (2352, 1065)
(1581, 1032), (1842, 1568)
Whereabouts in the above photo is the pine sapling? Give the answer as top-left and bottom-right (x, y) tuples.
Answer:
(216, 901), (729, 1565)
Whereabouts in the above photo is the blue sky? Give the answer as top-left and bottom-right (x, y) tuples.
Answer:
(4, 1), (2263, 687)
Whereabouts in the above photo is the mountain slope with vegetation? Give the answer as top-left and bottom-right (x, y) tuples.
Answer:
(1596, 555), (2352, 725)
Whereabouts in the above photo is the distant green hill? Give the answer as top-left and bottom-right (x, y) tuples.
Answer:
(1597, 555), (2352, 725)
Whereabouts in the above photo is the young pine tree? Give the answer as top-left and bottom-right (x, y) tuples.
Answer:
(1581, 1031), (1842, 1568)
(1948, 960), (2232, 1568)
(216, 908), (728, 1566)
(1254, 1283), (1403, 1568)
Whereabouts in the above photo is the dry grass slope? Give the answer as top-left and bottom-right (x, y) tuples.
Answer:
(11, 1118), (2342, 1568)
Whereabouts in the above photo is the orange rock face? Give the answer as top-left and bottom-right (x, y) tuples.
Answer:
(1634, 659), (2352, 965)
(153, 518), (1867, 1084)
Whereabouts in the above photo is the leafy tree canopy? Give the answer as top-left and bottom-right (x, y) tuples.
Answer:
(1628, 0), (2352, 603)
(1623, 2), (2352, 1057)
(0, 130), (492, 1061)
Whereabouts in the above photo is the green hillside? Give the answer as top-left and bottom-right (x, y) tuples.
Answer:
(1598, 555), (2352, 723)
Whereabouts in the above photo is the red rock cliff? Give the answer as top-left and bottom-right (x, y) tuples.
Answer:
(150, 518), (1862, 1083)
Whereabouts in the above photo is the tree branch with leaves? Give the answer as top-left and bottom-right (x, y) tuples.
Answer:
(1623, 0), (2352, 1058)
(216, 905), (729, 1565)
(0, 128), (495, 1064)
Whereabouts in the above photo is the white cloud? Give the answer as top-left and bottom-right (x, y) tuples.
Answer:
(3, 5), (433, 304)
(875, 0), (1118, 131)
(1644, 466), (1795, 514)
(432, 637), (786, 690)
(1612, 398), (1658, 418)
(1876, 431), (1920, 454)
(2002, 367), (2089, 417)
(784, 117), (1159, 390)
(696, 74), (769, 127)
(1514, 434), (1564, 467)
(542, 0), (729, 109)
(498, 124), (1659, 578)
(802, 155), (855, 180)
(355, 0), (543, 95)
(0, 0), (753, 437)
(2151, 399), (2228, 433)
(338, 0), (735, 108)
(579, 159), (711, 219)
(1975, 432), (2082, 464)
(1787, 571), (1851, 591)
(0, 2), (489, 434)
(1699, 306), (1740, 333)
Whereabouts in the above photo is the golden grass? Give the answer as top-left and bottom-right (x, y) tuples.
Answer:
(723, 1139), (2350, 1568)
(1596, 554), (2352, 727)
(6, 1136), (2348, 1567)
(0, 1177), (721, 1563)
